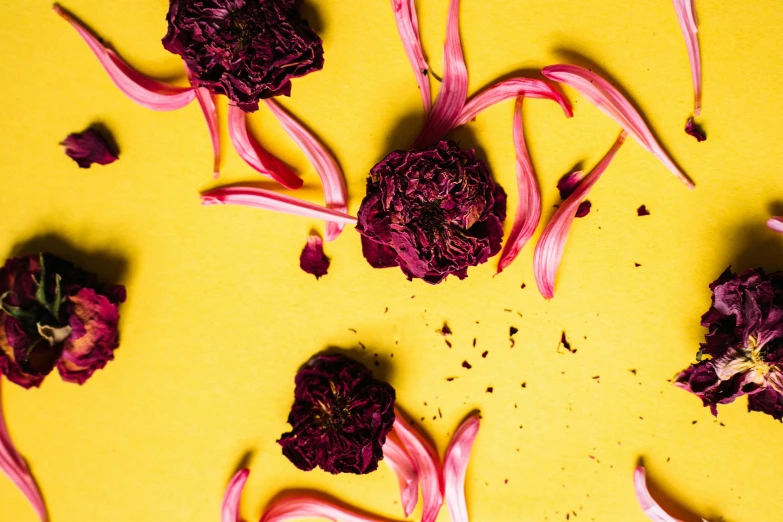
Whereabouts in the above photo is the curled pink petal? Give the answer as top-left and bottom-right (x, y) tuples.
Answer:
(392, 409), (444, 522)
(673, 0), (702, 116)
(383, 430), (419, 517)
(0, 382), (48, 522)
(542, 65), (693, 188)
(534, 131), (627, 299)
(390, 0), (431, 114)
(497, 98), (542, 273)
(414, 0), (468, 148)
(260, 495), (399, 522)
(767, 217), (783, 233)
(264, 100), (348, 241)
(201, 186), (357, 225)
(227, 105), (303, 190)
(221, 469), (249, 522)
(53, 4), (195, 111)
(634, 466), (706, 522)
(443, 415), (480, 522)
(195, 86), (221, 178)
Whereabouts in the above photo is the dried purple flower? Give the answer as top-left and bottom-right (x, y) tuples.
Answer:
(299, 235), (330, 279)
(557, 171), (591, 218)
(278, 354), (396, 474)
(685, 118), (706, 142)
(0, 253), (126, 388)
(675, 268), (783, 421)
(357, 141), (507, 284)
(61, 128), (118, 168)
(162, 0), (324, 113)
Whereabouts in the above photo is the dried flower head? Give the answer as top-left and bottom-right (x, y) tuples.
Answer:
(357, 141), (506, 284)
(162, 0), (324, 112)
(61, 128), (118, 168)
(278, 354), (396, 474)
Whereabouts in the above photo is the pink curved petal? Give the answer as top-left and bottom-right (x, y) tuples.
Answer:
(634, 467), (688, 522)
(260, 495), (399, 522)
(201, 186), (357, 225)
(534, 131), (627, 299)
(0, 382), (48, 522)
(457, 78), (573, 127)
(768, 217), (783, 233)
(221, 469), (249, 522)
(673, 0), (702, 116)
(414, 0), (468, 148)
(443, 415), (480, 522)
(390, 0), (432, 114)
(53, 4), (195, 111)
(542, 65), (693, 188)
(497, 98), (543, 273)
(383, 431), (419, 517)
(195, 87), (221, 179)
(392, 410), (444, 522)
(264, 100), (348, 241)
(227, 105), (303, 190)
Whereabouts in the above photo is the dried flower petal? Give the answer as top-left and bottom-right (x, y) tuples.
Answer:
(61, 128), (118, 169)
(383, 431), (419, 517)
(53, 4), (196, 111)
(634, 466), (709, 522)
(265, 100), (348, 241)
(542, 65), (693, 188)
(684, 118), (706, 142)
(557, 171), (591, 219)
(638, 205), (651, 217)
(193, 84), (221, 178)
(221, 469), (249, 522)
(672, 0), (702, 116)
(201, 186), (357, 225)
(534, 132), (627, 299)
(443, 415), (480, 522)
(767, 217), (783, 233)
(260, 495), (397, 522)
(390, 0), (431, 113)
(300, 235), (330, 280)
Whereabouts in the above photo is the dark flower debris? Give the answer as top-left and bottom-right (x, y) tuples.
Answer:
(437, 323), (452, 336)
(481, 351), (488, 358)
(637, 205), (650, 217)
(462, 361), (472, 369)
(510, 326), (518, 336)
(486, 387), (493, 393)
(557, 332), (576, 353)
(685, 118), (706, 142)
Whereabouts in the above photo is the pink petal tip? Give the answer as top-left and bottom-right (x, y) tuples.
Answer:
(634, 466), (693, 522)
(672, 0), (702, 116)
(383, 431), (419, 517)
(767, 217), (783, 233)
(443, 415), (480, 522)
(390, 0), (432, 114)
(221, 469), (249, 522)
(260, 495), (399, 522)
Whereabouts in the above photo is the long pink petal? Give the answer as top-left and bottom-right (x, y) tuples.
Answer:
(390, 0), (432, 114)
(383, 430), (419, 517)
(53, 4), (195, 111)
(392, 410), (444, 522)
(260, 495), (399, 522)
(443, 415), (480, 522)
(767, 217), (783, 233)
(227, 105), (303, 190)
(534, 131), (627, 299)
(201, 186), (357, 225)
(264, 100), (348, 241)
(672, 0), (702, 116)
(195, 87), (221, 179)
(221, 469), (249, 522)
(414, 0), (468, 148)
(0, 382), (48, 522)
(497, 98), (543, 273)
(542, 65), (693, 188)
(634, 467), (685, 522)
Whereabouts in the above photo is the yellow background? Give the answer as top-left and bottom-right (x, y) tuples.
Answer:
(1, 0), (781, 520)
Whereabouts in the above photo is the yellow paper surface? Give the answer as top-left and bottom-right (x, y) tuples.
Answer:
(1, 1), (782, 520)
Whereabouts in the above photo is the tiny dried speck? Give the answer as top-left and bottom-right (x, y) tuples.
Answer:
(629, 369), (637, 375)
(348, 328), (357, 333)
(510, 326), (519, 336)
(637, 205), (650, 217)
(692, 420), (698, 425)
(486, 387), (493, 393)
(634, 263), (642, 267)
(462, 361), (472, 369)
(521, 382), (527, 388)
(558, 332), (576, 354)
(438, 408), (443, 418)
(520, 283), (526, 289)
(472, 338), (477, 347)
(438, 323), (452, 336)
(445, 339), (452, 348)
(482, 350), (488, 358)
(446, 377), (455, 382)
(358, 342), (366, 350)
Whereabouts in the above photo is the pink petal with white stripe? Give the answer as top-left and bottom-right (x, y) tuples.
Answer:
(201, 186), (357, 225)
(383, 430), (419, 517)
(672, 0), (702, 116)
(259, 495), (399, 522)
(53, 4), (195, 111)
(390, 0), (431, 114)
(195, 86), (221, 178)
(221, 469), (249, 522)
(443, 415), (480, 522)
(768, 217), (783, 233)
(392, 410), (444, 522)
(534, 131), (627, 299)
(634, 467), (709, 522)
(497, 99), (542, 273)
(542, 65), (693, 188)
(264, 100), (348, 241)
(227, 105), (303, 190)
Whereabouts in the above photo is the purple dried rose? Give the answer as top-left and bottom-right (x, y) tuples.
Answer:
(278, 354), (396, 475)
(61, 129), (118, 168)
(557, 171), (591, 218)
(675, 267), (783, 421)
(0, 253), (126, 388)
(357, 141), (507, 284)
(685, 118), (706, 142)
(299, 235), (329, 279)
(162, 0), (324, 113)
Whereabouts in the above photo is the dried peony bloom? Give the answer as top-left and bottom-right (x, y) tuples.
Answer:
(278, 354), (396, 474)
(299, 235), (330, 279)
(61, 128), (118, 168)
(162, 0), (324, 113)
(357, 141), (506, 284)
(675, 267), (783, 421)
(0, 253), (126, 388)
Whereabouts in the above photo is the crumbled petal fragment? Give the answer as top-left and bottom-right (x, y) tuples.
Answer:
(278, 354), (396, 475)
(557, 171), (591, 219)
(221, 469), (249, 522)
(575, 201), (592, 218)
(672, 0), (702, 116)
(300, 235), (330, 280)
(357, 141), (506, 284)
(684, 118), (706, 142)
(260, 494), (396, 522)
(162, 0), (324, 112)
(767, 217), (783, 233)
(61, 128), (118, 168)
(638, 205), (651, 217)
(383, 430), (419, 517)
(390, 0), (431, 113)
(443, 415), (480, 522)
(534, 132), (627, 299)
